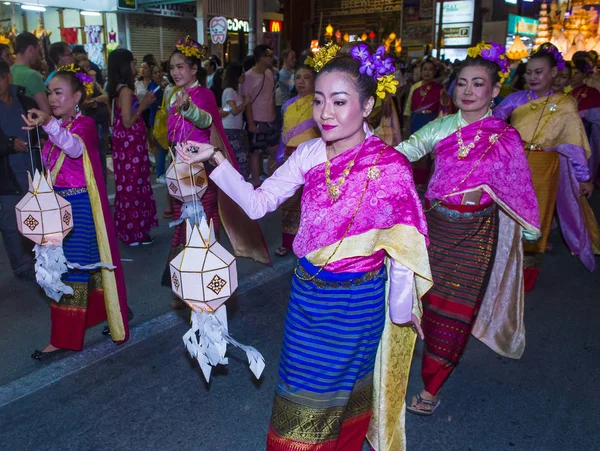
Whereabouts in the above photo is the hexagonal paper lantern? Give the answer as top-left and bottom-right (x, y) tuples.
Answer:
(15, 170), (73, 245)
(170, 217), (238, 312)
(165, 141), (209, 203)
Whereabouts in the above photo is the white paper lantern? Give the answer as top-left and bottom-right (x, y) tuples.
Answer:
(15, 170), (73, 245)
(170, 217), (238, 312)
(165, 141), (209, 203)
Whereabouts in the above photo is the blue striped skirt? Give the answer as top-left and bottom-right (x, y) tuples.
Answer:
(268, 258), (386, 449)
(56, 189), (100, 284)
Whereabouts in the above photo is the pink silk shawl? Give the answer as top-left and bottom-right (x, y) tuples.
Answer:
(44, 115), (130, 343)
(427, 116), (541, 232)
(294, 135), (429, 272)
(167, 85), (271, 265)
(43, 118), (85, 188)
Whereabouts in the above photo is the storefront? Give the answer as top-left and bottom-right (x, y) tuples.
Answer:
(0, 0), (119, 70)
(206, 14), (283, 65)
(127, 2), (198, 64)
(312, 0), (422, 55)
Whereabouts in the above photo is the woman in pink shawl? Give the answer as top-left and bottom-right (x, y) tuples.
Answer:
(179, 49), (433, 451)
(395, 43), (541, 416)
(163, 37), (270, 309)
(22, 66), (130, 359)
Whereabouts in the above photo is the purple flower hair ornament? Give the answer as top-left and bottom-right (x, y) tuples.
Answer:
(535, 43), (566, 71)
(76, 72), (94, 85)
(351, 44), (370, 62)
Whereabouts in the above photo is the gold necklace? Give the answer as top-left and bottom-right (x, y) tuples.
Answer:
(324, 141), (364, 201)
(426, 126), (509, 213)
(526, 93), (568, 151)
(456, 121), (483, 159)
(527, 92), (539, 110)
(289, 97), (314, 129)
(295, 147), (385, 282)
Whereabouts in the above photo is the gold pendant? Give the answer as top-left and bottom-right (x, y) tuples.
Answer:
(367, 167), (381, 180)
(458, 145), (469, 159)
(328, 184), (341, 201)
(530, 103), (538, 110)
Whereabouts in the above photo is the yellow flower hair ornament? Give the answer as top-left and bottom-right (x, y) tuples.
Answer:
(57, 64), (95, 97)
(306, 43), (341, 72)
(376, 74), (399, 99)
(175, 36), (208, 60)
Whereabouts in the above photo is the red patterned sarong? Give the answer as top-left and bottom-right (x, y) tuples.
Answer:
(421, 202), (498, 395)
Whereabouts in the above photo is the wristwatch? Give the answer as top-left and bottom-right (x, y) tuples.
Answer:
(7, 137), (15, 152)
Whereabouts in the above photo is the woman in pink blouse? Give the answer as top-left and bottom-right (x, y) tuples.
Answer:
(178, 51), (432, 451)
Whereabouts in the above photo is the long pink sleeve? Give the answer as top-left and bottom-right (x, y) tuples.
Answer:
(388, 259), (415, 324)
(43, 117), (84, 158)
(210, 149), (307, 220)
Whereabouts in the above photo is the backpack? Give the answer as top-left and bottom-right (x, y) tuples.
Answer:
(153, 87), (177, 149)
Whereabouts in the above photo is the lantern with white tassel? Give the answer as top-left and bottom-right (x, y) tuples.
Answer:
(170, 217), (265, 382)
(15, 170), (74, 300)
(15, 170), (73, 245)
(15, 170), (116, 301)
(165, 141), (209, 227)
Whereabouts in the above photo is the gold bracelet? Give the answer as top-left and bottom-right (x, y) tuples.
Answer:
(209, 149), (221, 166)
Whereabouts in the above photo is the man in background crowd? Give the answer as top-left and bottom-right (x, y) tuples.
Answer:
(10, 32), (50, 115)
(278, 49), (296, 106)
(242, 44), (278, 187)
(72, 45), (104, 87)
(0, 44), (14, 66)
(0, 60), (38, 280)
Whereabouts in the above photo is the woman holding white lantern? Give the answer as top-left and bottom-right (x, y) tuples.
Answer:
(163, 36), (270, 309)
(187, 48), (432, 451)
(22, 65), (130, 360)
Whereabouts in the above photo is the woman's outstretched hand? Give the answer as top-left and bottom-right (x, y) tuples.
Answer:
(176, 142), (216, 165)
(21, 109), (51, 130)
(173, 90), (191, 111)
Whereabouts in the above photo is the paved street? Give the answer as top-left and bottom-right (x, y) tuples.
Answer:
(0, 180), (599, 451)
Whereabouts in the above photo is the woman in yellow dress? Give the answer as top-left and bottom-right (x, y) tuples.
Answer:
(274, 65), (320, 256)
(494, 43), (597, 291)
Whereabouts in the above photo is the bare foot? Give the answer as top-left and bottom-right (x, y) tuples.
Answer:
(42, 344), (59, 353)
(407, 389), (440, 415)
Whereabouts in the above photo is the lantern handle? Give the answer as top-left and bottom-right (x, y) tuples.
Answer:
(26, 128), (35, 175)
(188, 158), (203, 228)
(35, 124), (45, 174)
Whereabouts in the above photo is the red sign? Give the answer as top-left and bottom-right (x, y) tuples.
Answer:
(269, 20), (282, 33)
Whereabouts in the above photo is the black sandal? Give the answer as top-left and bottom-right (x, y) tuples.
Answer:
(275, 247), (289, 257)
(103, 307), (134, 336)
(31, 348), (66, 361)
(406, 393), (441, 416)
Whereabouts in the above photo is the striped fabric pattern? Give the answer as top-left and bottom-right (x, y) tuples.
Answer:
(268, 258), (386, 449)
(421, 203), (498, 395)
(58, 189), (99, 284)
(279, 274), (386, 394)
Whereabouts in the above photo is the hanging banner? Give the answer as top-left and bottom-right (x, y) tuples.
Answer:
(210, 16), (228, 44)
(507, 14), (539, 38)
